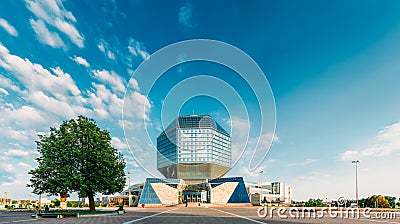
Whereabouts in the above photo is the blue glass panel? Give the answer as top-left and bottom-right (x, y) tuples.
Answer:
(138, 178), (161, 205)
(209, 177), (250, 203)
(138, 178), (181, 205)
(228, 177), (250, 203)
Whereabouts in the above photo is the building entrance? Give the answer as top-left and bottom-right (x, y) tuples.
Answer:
(183, 191), (202, 203)
(182, 183), (210, 203)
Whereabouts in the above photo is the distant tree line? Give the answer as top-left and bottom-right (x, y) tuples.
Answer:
(304, 198), (324, 207)
(299, 195), (398, 208)
(358, 195), (397, 208)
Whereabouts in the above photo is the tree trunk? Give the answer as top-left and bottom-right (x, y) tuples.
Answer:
(88, 191), (96, 212)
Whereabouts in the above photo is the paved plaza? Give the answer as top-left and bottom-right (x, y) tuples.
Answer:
(1, 206), (399, 224)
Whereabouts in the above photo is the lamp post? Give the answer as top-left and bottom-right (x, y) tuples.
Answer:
(29, 193), (33, 208)
(259, 170), (263, 205)
(352, 160), (360, 208)
(128, 172), (131, 207)
(39, 192), (42, 210)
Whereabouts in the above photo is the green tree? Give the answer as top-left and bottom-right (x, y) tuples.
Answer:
(28, 116), (126, 212)
(52, 198), (60, 207)
(304, 199), (314, 207)
(385, 196), (396, 208)
(377, 195), (390, 208)
(305, 198), (324, 207)
(363, 195), (391, 208)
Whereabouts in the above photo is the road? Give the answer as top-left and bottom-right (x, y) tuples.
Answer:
(1, 207), (399, 224)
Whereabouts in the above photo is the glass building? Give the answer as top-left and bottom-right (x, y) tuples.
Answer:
(157, 115), (231, 183)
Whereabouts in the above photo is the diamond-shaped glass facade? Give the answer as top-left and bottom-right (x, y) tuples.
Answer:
(157, 115), (231, 181)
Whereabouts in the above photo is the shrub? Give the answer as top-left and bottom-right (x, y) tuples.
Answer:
(52, 198), (61, 207)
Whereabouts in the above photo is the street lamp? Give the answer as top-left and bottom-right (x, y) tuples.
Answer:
(259, 170), (263, 205)
(127, 172), (131, 207)
(28, 193), (33, 209)
(352, 160), (360, 208)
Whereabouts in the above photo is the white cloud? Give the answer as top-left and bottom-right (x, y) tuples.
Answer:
(0, 75), (21, 92)
(54, 19), (83, 47)
(98, 41), (105, 53)
(50, 67), (81, 96)
(111, 137), (128, 149)
(0, 127), (37, 143)
(88, 83), (123, 118)
(0, 43), (88, 119)
(0, 43), (81, 97)
(29, 19), (65, 48)
(239, 167), (263, 178)
(178, 2), (193, 29)
(92, 69), (125, 93)
(0, 163), (15, 184)
(0, 87), (9, 95)
(0, 164), (13, 173)
(127, 69), (135, 75)
(71, 55), (90, 67)
(107, 50), (115, 60)
(257, 132), (279, 150)
(4, 149), (36, 158)
(0, 105), (48, 129)
(238, 159), (277, 178)
(128, 38), (149, 60)
(17, 162), (33, 170)
(97, 39), (117, 60)
(239, 166), (266, 177)
(26, 91), (77, 118)
(297, 172), (330, 181)
(118, 119), (138, 130)
(128, 78), (140, 91)
(86, 90), (109, 119)
(340, 121), (400, 161)
(124, 91), (152, 121)
(227, 116), (250, 160)
(226, 115), (279, 170)
(123, 135), (156, 172)
(85, 78), (143, 121)
(288, 158), (318, 167)
(25, 0), (84, 47)
(0, 18), (18, 37)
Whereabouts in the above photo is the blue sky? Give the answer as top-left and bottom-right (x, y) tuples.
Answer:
(0, 0), (399, 201)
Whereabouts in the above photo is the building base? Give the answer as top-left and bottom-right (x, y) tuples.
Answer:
(138, 177), (250, 205)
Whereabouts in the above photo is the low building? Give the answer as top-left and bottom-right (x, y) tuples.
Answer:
(0, 198), (11, 205)
(120, 183), (144, 206)
(103, 196), (129, 207)
(246, 181), (291, 205)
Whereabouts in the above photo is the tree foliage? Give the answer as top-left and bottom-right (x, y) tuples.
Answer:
(359, 195), (393, 208)
(305, 198), (324, 207)
(28, 116), (126, 211)
(52, 198), (61, 207)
